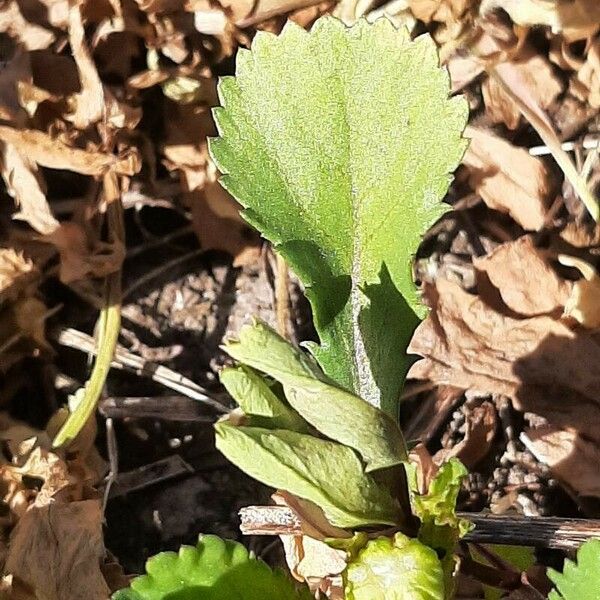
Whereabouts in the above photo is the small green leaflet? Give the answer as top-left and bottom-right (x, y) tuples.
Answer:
(112, 534), (311, 600)
(209, 17), (468, 414)
(411, 459), (472, 546)
(344, 532), (445, 600)
(222, 321), (407, 472)
(548, 539), (600, 600)
(215, 422), (402, 528)
(220, 364), (309, 432)
(408, 458), (471, 597)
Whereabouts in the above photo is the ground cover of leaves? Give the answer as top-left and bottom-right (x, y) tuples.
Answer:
(1, 0), (600, 597)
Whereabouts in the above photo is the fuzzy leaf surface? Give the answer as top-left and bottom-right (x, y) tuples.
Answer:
(215, 421), (401, 528)
(209, 17), (468, 413)
(344, 532), (445, 600)
(222, 321), (407, 471)
(548, 539), (600, 600)
(112, 535), (311, 600)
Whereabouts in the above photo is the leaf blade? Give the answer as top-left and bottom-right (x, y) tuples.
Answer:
(344, 532), (445, 600)
(209, 17), (468, 413)
(215, 421), (402, 528)
(222, 321), (407, 471)
(548, 539), (600, 600)
(112, 535), (311, 600)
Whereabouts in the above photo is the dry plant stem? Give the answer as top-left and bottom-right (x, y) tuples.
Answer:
(275, 253), (291, 339)
(489, 67), (600, 221)
(239, 506), (600, 551)
(100, 455), (194, 499)
(53, 327), (228, 411)
(53, 171), (124, 447)
(99, 396), (217, 421)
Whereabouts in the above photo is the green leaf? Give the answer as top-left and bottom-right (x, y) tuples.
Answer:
(215, 421), (402, 528)
(112, 534), (311, 600)
(411, 459), (472, 548)
(220, 364), (309, 432)
(548, 539), (600, 600)
(223, 321), (407, 472)
(409, 459), (471, 598)
(209, 16), (468, 414)
(344, 532), (445, 600)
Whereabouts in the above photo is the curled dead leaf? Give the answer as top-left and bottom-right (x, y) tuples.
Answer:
(409, 443), (439, 496)
(274, 493), (347, 598)
(44, 222), (125, 283)
(482, 48), (562, 130)
(0, 250), (38, 303)
(408, 0), (473, 25)
(407, 278), (600, 449)
(66, 4), (105, 129)
(0, 126), (140, 176)
(0, 2), (55, 50)
(481, 0), (600, 39)
(474, 236), (571, 316)
(569, 38), (600, 109)
(5, 500), (109, 600)
(1, 144), (58, 236)
(463, 126), (553, 230)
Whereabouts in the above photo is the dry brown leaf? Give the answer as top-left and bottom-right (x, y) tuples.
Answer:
(569, 38), (600, 109)
(17, 81), (59, 118)
(463, 126), (553, 230)
(2, 144), (58, 236)
(408, 0), (472, 24)
(404, 385), (464, 444)
(189, 187), (261, 266)
(489, 59), (598, 220)
(407, 278), (600, 447)
(0, 2), (55, 50)
(559, 255), (600, 328)
(0, 250), (37, 303)
(0, 126), (140, 176)
(5, 500), (110, 600)
(474, 236), (571, 316)
(482, 48), (562, 130)
(162, 102), (215, 191)
(481, 0), (600, 39)
(522, 427), (600, 497)
(162, 101), (261, 264)
(66, 4), (105, 129)
(0, 48), (31, 123)
(136, 0), (187, 12)
(559, 222), (600, 248)
(215, 0), (322, 26)
(274, 493), (347, 598)
(409, 443), (439, 495)
(0, 297), (51, 373)
(44, 220), (125, 283)
(127, 69), (171, 89)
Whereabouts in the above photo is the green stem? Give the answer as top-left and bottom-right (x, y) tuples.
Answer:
(53, 172), (123, 447)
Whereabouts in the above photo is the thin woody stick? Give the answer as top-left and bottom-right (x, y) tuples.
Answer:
(239, 505), (600, 551)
